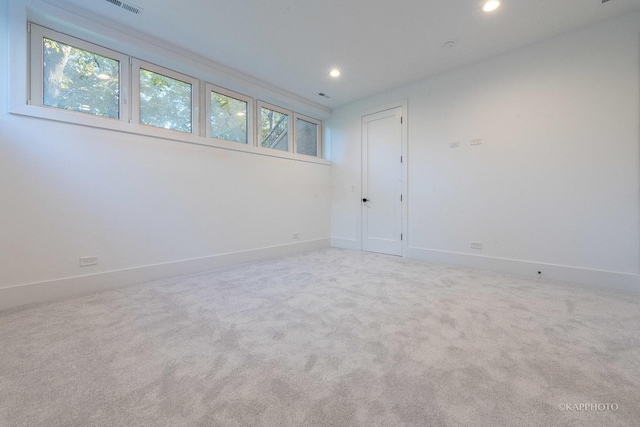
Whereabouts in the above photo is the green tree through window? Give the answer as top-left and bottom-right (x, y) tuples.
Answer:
(43, 38), (119, 118)
(210, 91), (248, 143)
(139, 69), (192, 133)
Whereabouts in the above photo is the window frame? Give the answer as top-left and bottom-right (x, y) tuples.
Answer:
(256, 100), (294, 153)
(131, 59), (200, 135)
(20, 21), (329, 164)
(205, 83), (254, 147)
(293, 113), (322, 158)
(29, 24), (129, 123)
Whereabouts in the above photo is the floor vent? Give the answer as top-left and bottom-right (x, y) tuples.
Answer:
(105, 0), (144, 15)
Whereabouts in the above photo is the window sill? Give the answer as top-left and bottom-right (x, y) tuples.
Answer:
(10, 104), (332, 166)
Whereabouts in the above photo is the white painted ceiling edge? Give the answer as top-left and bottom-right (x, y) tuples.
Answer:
(38, 0), (640, 109)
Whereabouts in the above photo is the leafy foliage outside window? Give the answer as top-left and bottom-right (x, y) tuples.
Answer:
(296, 118), (318, 156)
(43, 38), (119, 118)
(210, 92), (248, 143)
(139, 69), (192, 133)
(260, 107), (288, 151)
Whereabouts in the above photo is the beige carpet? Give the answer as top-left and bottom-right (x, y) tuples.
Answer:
(1, 248), (639, 426)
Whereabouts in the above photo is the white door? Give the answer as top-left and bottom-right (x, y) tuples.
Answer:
(361, 107), (403, 256)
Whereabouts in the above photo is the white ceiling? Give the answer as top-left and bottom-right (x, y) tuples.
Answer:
(54, 0), (640, 109)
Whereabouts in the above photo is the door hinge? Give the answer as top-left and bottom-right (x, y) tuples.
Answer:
(400, 155), (403, 163)
(27, 22), (31, 33)
(400, 194), (403, 202)
(401, 233), (403, 241)
(401, 117), (403, 124)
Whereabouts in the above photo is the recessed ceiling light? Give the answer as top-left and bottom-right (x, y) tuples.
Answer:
(329, 69), (341, 78)
(483, 0), (501, 12)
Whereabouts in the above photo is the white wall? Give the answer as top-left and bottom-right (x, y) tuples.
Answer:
(0, 0), (331, 309)
(328, 11), (640, 290)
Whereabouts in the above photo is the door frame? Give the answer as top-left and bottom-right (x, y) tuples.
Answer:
(360, 99), (408, 257)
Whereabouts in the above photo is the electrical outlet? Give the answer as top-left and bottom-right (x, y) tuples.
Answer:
(292, 233), (300, 239)
(450, 141), (460, 148)
(470, 138), (482, 145)
(470, 241), (482, 250)
(79, 256), (98, 267)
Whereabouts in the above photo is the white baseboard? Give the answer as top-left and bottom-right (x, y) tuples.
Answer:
(0, 238), (330, 311)
(331, 237), (360, 251)
(407, 246), (640, 292)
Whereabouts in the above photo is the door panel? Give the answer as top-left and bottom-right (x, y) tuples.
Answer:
(362, 107), (403, 256)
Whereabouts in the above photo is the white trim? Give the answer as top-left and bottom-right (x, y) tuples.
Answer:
(0, 238), (331, 311)
(407, 246), (640, 291)
(399, 100), (409, 258)
(205, 83), (254, 146)
(10, 105), (332, 165)
(359, 100), (407, 122)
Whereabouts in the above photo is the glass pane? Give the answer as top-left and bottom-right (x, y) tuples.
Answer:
(260, 107), (288, 151)
(139, 69), (192, 133)
(210, 91), (248, 143)
(296, 118), (318, 156)
(43, 38), (119, 119)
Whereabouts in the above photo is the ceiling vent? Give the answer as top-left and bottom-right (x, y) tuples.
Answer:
(105, 0), (144, 15)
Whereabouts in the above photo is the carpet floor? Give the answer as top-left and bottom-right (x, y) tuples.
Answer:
(1, 248), (639, 426)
